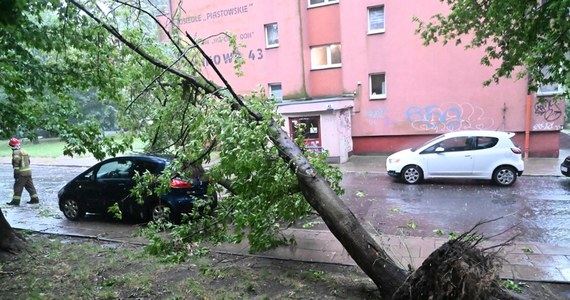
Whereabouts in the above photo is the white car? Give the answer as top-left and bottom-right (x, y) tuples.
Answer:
(386, 130), (524, 186)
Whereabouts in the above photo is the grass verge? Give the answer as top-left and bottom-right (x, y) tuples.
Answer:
(0, 138), (145, 158)
(0, 233), (379, 299)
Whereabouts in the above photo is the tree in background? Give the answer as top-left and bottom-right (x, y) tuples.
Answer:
(0, 0), (131, 153)
(414, 0), (569, 96)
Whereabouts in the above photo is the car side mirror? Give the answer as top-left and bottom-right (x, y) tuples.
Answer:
(435, 147), (445, 153)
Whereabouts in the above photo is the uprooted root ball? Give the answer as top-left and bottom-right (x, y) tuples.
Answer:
(393, 232), (526, 300)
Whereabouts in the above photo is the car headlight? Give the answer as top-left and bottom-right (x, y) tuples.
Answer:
(388, 158), (401, 164)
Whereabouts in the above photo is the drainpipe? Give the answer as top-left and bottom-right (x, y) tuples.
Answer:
(525, 94), (531, 159)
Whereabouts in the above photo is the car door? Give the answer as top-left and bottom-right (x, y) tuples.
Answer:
(423, 136), (474, 176)
(470, 136), (500, 176)
(94, 158), (135, 211)
(71, 168), (106, 214)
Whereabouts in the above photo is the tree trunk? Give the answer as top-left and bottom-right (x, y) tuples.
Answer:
(0, 208), (26, 259)
(66, 3), (516, 297)
(270, 125), (408, 298)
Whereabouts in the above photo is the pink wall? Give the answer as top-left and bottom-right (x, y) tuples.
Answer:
(309, 68), (343, 96)
(305, 3), (343, 97)
(166, 0), (563, 157)
(307, 4), (341, 46)
(171, 0), (307, 98)
(340, 1), (530, 138)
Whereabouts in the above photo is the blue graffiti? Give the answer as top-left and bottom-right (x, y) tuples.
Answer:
(406, 105), (463, 131)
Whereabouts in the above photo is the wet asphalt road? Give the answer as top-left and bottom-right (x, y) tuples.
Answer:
(2, 165), (570, 246)
(337, 173), (570, 246)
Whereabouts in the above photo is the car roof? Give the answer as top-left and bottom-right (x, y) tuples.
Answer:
(439, 130), (514, 138)
(105, 155), (170, 164)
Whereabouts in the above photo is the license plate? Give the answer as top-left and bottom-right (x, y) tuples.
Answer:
(561, 166), (568, 172)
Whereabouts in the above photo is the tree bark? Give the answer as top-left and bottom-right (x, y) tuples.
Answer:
(0, 208), (26, 259)
(270, 125), (408, 298)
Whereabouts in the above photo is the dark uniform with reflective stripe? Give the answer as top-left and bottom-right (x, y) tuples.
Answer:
(11, 149), (39, 204)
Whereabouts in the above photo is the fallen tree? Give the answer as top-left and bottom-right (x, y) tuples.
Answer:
(66, 2), (528, 298)
(0, 1), (530, 298)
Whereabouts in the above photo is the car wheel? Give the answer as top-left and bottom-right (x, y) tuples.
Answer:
(150, 203), (172, 223)
(493, 166), (517, 187)
(62, 198), (85, 221)
(401, 165), (423, 184)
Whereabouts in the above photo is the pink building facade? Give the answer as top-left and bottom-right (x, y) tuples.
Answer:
(167, 0), (565, 163)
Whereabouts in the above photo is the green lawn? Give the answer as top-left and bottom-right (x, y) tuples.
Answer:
(0, 138), (145, 158)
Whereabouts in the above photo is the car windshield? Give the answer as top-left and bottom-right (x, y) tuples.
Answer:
(410, 134), (445, 152)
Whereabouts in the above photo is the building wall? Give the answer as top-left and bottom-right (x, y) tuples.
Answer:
(172, 0), (307, 97)
(343, 1), (528, 136)
(166, 0), (564, 158)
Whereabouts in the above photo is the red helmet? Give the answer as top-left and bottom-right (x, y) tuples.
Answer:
(8, 138), (20, 147)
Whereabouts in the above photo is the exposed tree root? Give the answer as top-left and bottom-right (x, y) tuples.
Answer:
(393, 226), (527, 300)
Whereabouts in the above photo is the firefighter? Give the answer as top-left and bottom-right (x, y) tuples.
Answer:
(6, 138), (40, 205)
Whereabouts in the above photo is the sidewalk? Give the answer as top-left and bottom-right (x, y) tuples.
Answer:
(215, 153), (570, 283)
(3, 153), (570, 283)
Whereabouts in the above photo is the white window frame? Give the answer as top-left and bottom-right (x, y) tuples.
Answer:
(268, 83), (283, 101)
(369, 73), (387, 99)
(264, 23), (279, 48)
(537, 83), (564, 96)
(537, 66), (565, 96)
(308, 0), (339, 8)
(368, 5), (385, 34)
(310, 44), (342, 70)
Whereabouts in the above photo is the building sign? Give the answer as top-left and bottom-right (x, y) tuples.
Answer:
(177, 3), (254, 25)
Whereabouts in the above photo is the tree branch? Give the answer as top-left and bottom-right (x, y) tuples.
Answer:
(68, 0), (220, 96)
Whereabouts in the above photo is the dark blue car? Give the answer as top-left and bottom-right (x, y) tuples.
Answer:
(561, 156), (570, 177)
(58, 155), (216, 223)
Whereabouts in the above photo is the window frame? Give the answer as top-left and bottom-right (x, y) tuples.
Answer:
(308, 0), (339, 8)
(264, 22), (279, 48)
(268, 83), (283, 101)
(310, 44), (342, 70)
(537, 66), (565, 96)
(369, 73), (387, 100)
(368, 5), (385, 34)
(537, 83), (564, 96)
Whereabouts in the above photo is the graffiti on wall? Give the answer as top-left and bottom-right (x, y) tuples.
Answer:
(338, 110), (353, 152)
(365, 107), (393, 126)
(405, 102), (494, 132)
(175, 2), (262, 67)
(533, 99), (563, 131)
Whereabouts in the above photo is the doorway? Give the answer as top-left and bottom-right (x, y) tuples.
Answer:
(289, 116), (322, 152)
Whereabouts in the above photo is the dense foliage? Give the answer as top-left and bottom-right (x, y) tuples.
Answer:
(3, 0), (566, 260)
(1, 0), (342, 255)
(0, 0), (126, 153)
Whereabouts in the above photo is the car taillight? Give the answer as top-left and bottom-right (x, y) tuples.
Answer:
(511, 147), (522, 154)
(171, 178), (192, 188)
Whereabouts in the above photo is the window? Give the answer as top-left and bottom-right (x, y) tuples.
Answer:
(368, 6), (385, 34)
(97, 160), (133, 179)
(476, 137), (498, 149)
(424, 137), (471, 153)
(308, 0), (339, 8)
(370, 73), (386, 99)
(538, 84), (564, 96)
(310, 44), (341, 69)
(268, 83), (282, 101)
(537, 66), (564, 96)
(439, 137), (469, 152)
(264, 23), (279, 48)
(289, 116), (322, 153)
